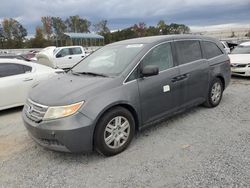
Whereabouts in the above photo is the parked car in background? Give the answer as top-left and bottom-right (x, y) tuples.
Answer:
(221, 41), (231, 54)
(229, 41), (250, 77)
(21, 50), (39, 61)
(0, 55), (32, 61)
(36, 46), (86, 69)
(0, 59), (63, 110)
(23, 35), (231, 156)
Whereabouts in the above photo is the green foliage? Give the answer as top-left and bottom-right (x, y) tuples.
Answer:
(0, 24), (4, 48)
(51, 17), (67, 37)
(1, 18), (27, 48)
(28, 27), (51, 48)
(168, 23), (190, 34)
(93, 20), (110, 35)
(1, 16), (190, 48)
(41, 16), (53, 39)
(103, 21), (190, 44)
(65, 15), (91, 33)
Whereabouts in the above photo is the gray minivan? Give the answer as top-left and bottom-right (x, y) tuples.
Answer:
(22, 35), (231, 156)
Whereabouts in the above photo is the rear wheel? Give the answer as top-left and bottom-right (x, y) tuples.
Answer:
(94, 107), (135, 156)
(204, 78), (223, 108)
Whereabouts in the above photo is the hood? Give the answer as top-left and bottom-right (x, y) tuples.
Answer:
(29, 73), (115, 106)
(229, 54), (250, 65)
(36, 47), (56, 68)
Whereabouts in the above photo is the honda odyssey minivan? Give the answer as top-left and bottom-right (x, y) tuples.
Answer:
(22, 35), (231, 156)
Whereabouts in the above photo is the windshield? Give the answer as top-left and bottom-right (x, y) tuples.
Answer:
(231, 45), (250, 54)
(53, 48), (60, 55)
(72, 44), (144, 76)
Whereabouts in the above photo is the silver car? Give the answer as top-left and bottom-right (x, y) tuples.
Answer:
(22, 35), (231, 156)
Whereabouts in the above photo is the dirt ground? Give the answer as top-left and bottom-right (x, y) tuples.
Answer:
(0, 77), (250, 188)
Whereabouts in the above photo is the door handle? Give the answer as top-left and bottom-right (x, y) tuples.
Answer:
(179, 74), (188, 80)
(23, 78), (33, 82)
(68, 57), (72, 59)
(81, 56), (85, 58)
(171, 74), (189, 82)
(171, 77), (179, 82)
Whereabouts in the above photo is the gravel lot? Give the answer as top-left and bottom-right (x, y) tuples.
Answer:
(0, 77), (250, 188)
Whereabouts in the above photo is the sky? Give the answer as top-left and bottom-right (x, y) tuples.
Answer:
(0, 0), (250, 35)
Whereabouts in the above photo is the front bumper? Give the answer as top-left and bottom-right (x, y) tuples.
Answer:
(22, 110), (95, 153)
(231, 67), (250, 77)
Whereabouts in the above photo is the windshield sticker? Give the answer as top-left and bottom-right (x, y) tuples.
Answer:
(126, 44), (143, 48)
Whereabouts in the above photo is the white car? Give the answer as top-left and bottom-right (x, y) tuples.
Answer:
(229, 42), (250, 77)
(0, 59), (63, 110)
(36, 46), (86, 69)
(221, 41), (231, 54)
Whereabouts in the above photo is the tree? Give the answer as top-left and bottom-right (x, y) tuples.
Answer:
(93, 20), (110, 35)
(0, 24), (4, 48)
(168, 23), (190, 34)
(51, 17), (67, 36)
(51, 17), (67, 46)
(30, 27), (49, 48)
(133, 22), (147, 37)
(145, 26), (159, 36)
(41, 16), (53, 40)
(1, 18), (27, 48)
(65, 15), (91, 33)
(157, 20), (169, 34)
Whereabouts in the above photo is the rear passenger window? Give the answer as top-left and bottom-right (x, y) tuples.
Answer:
(203, 41), (223, 59)
(71, 47), (82, 55)
(141, 42), (173, 71)
(175, 40), (202, 65)
(0, 63), (25, 77)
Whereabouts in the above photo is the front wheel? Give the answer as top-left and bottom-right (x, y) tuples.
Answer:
(94, 107), (135, 156)
(204, 78), (223, 108)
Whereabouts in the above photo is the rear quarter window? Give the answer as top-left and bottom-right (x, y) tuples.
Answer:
(23, 65), (32, 73)
(203, 41), (223, 59)
(175, 40), (202, 65)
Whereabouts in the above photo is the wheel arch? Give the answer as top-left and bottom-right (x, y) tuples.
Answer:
(92, 102), (140, 145)
(215, 74), (225, 90)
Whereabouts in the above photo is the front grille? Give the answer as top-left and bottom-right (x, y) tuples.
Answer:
(38, 138), (63, 146)
(24, 99), (48, 123)
(231, 64), (247, 68)
(234, 72), (245, 75)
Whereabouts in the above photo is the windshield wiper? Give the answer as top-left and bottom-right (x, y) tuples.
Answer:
(71, 70), (108, 77)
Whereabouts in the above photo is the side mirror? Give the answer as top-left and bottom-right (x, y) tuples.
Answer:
(141, 65), (159, 77)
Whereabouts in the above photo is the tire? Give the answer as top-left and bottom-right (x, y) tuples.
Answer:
(203, 78), (223, 108)
(94, 107), (135, 156)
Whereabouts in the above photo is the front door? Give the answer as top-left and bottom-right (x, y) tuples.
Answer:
(137, 42), (182, 125)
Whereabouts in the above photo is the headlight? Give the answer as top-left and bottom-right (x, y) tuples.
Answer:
(43, 101), (84, 120)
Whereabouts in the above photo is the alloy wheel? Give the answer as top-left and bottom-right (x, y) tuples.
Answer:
(104, 116), (130, 149)
(211, 82), (222, 104)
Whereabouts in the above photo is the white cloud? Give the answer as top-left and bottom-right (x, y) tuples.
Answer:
(190, 23), (250, 32)
(0, 0), (249, 32)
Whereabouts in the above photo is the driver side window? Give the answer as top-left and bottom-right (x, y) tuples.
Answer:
(141, 42), (174, 71)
